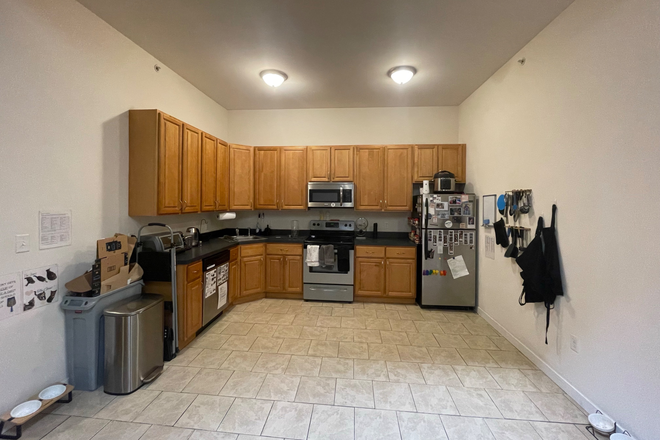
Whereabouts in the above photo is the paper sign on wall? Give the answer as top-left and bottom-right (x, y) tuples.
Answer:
(40, 211), (72, 249)
(22, 265), (58, 312)
(485, 235), (495, 260)
(0, 273), (22, 321)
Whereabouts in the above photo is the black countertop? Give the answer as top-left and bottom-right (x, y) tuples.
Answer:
(176, 235), (307, 265)
(177, 231), (414, 264)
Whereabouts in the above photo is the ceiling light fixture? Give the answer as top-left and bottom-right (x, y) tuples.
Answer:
(387, 66), (417, 85)
(260, 69), (288, 87)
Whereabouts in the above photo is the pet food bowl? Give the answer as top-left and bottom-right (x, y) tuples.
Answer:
(588, 413), (615, 435)
(39, 384), (66, 400)
(10, 400), (42, 418)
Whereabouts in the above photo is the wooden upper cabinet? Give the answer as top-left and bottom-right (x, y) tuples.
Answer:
(384, 145), (412, 211)
(413, 145), (438, 182)
(215, 140), (230, 211)
(181, 124), (202, 213)
(200, 132), (217, 212)
(331, 146), (354, 181)
(307, 146), (331, 181)
(280, 147), (307, 210)
(254, 147), (280, 210)
(438, 144), (466, 183)
(157, 113), (183, 215)
(355, 146), (384, 211)
(229, 144), (254, 210)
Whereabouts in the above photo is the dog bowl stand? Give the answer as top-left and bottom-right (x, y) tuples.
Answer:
(0, 384), (73, 439)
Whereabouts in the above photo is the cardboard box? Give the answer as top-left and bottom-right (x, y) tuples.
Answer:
(65, 233), (140, 296)
(65, 263), (143, 296)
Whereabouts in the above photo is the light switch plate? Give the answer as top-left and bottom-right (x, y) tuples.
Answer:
(15, 234), (30, 253)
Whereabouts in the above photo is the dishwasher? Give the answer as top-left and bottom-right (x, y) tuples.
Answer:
(203, 250), (230, 326)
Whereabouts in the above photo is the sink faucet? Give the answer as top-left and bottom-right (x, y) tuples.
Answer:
(248, 228), (251, 237)
(236, 228), (239, 237)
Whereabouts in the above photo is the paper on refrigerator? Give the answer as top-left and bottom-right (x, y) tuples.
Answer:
(447, 256), (470, 279)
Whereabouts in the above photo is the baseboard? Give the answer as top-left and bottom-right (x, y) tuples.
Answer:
(477, 307), (631, 436)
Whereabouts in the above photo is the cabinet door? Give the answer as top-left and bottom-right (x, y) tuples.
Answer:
(200, 132), (217, 212)
(354, 257), (385, 297)
(355, 146), (384, 210)
(284, 255), (303, 293)
(185, 278), (203, 339)
(157, 113), (182, 214)
(216, 140), (230, 211)
(331, 146), (354, 181)
(384, 145), (412, 211)
(181, 124), (202, 213)
(307, 146), (331, 181)
(413, 145), (438, 182)
(229, 144), (254, 210)
(228, 259), (239, 304)
(280, 147), (307, 210)
(254, 147), (280, 210)
(386, 259), (416, 298)
(241, 255), (264, 296)
(265, 255), (284, 292)
(438, 144), (466, 183)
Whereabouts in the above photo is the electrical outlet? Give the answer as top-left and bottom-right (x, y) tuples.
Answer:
(15, 234), (30, 253)
(570, 334), (579, 353)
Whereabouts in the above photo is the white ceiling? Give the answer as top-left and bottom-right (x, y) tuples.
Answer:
(78, 0), (574, 110)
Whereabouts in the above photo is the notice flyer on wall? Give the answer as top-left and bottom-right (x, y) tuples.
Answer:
(0, 273), (22, 321)
(40, 210), (72, 249)
(22, 265), (59, 312)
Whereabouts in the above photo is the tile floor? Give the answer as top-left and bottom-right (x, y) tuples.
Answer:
(20, 299), (597, 440)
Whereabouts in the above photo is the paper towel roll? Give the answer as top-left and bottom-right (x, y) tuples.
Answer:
(216, 212), (237, 220)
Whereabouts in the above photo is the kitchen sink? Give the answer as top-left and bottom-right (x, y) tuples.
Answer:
(226, 235), (267, 242)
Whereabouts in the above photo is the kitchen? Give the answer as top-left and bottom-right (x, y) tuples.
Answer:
(128, 116), (472, 351)
(1, 1), (658, 439)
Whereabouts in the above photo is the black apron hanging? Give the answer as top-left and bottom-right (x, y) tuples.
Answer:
(516, 205), (563, 344)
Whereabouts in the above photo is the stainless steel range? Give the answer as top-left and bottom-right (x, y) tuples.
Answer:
(303, 220), (355, 302)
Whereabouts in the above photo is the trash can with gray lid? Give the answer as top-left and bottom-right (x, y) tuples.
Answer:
(103, 294), (164, 395)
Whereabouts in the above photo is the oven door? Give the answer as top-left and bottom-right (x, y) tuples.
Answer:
(307, 182), (354, 208)
(303, 248), (354, 285)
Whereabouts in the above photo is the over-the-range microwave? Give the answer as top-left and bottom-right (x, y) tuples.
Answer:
(308, 182), (354, 208)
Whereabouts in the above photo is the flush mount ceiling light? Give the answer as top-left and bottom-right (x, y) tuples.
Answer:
(260, 69), (288, 87)
(387, 66), (417, 85)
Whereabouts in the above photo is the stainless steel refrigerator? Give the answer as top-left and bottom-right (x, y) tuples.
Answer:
(413, 193), (477, 307)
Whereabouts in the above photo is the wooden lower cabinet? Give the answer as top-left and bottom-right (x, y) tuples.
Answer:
(355, 258), (385, 297)
(385, 259), (416, 298)
(284, 255), (303, 293)
(241, 255), (265, 296)
(176, 260), (203, 349)
(228, 248), (239, 305)
(266, 244), (303, 294)
(265, 255), (284, 292)
(355, 246), (417, 300)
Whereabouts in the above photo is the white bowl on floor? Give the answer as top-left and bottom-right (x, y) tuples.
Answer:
(39, 384), (66, 400)
(588, 413), (615, 434)
(10, 400), (41, 418)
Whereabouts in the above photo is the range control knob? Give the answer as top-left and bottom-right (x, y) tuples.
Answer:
(331, 203), (335, 207)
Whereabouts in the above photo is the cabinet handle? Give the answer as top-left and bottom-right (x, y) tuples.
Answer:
(179, 200), (183, 210)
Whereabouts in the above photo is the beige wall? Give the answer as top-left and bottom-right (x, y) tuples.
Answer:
(458, 0), (660, 438)
(0, 0), (228, 412)
(229, 106), (458, 146)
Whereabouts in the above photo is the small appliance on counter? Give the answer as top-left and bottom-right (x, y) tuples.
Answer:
(185, 227), (200, 247)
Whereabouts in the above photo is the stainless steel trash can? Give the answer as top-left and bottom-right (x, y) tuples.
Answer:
(103, 294), (164, 395)
(61, 281), (144, 391)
